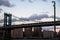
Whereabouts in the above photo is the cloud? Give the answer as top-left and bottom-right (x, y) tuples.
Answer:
(0, 9), (2, 11)
(28, 0), (33, 3)
(20, 0), (34, 3)
(20, 0), (47, 3)
(21, 0), (25, 2)
(28, 0), (47, 3)
(42, 0), (47, 2)
(0, 0), (13, 7)
(28, 14), (49, 20)
(0, 9), (3, 13)
(28, 13), (60, 20)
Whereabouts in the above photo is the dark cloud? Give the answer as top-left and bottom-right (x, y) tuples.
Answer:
(28, 14), (49, 20)
(0, 0), (13, 7)
(28, 13), (60, 20)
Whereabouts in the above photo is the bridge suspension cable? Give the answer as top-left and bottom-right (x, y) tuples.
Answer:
(12, 14), (20, 19)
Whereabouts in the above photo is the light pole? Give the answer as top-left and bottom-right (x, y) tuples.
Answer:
(52, 1), (56, 37)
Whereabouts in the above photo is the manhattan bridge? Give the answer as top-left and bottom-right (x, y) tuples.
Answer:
(0, 13), (59, 40)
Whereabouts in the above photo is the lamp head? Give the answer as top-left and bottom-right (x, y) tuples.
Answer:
(52, 1), (55, 3)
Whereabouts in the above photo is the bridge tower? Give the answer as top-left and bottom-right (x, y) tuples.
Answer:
(3, 13), (12, 40)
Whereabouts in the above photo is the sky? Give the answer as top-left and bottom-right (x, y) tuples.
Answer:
(0, 0), (60, 32)
(0, 0), (59, 18)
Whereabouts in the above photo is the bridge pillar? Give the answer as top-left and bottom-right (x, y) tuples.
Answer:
(3, 13), (12, 40)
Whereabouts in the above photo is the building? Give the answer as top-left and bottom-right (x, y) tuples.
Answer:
(11, 28), (23, 38)
(24, 27), (32, 37)
(43, 30), (54, 38)
(33, 27), (42, 37)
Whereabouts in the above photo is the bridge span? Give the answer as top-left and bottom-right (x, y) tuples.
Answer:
(0, 21), (60, 30)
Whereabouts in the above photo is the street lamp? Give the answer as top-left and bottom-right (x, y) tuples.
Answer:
(52, 0), (56, 37)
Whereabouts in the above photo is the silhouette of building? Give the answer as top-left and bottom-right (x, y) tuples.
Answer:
(43, 30), (54, 38)
(24, 27), (32, 37)
(33, 27), (42, 37)
(11, 28), (23, 38)
(57, 30), (60, 38)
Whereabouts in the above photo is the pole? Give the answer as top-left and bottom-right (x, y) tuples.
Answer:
(52, 1), (56, 38)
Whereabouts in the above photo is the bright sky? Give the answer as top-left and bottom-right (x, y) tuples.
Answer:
(0, 0), (59, 18)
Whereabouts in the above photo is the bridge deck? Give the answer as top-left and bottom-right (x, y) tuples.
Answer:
(0, 21), (60, 30)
